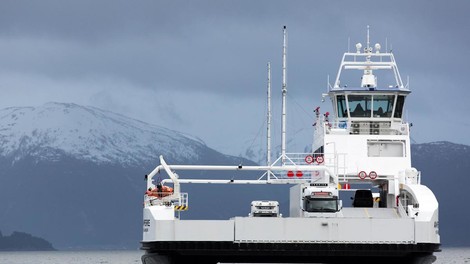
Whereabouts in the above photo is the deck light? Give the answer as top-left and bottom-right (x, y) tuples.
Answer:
(356, 43), (362, 53)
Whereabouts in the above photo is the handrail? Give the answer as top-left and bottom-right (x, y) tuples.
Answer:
(146, 156), (338, 192)
(397, 201), (409, 218)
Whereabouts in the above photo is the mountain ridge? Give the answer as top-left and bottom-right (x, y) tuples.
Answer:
(0, 102), (256, 249)
(0, 102), (216, 167)
(0, 230), (55, 251)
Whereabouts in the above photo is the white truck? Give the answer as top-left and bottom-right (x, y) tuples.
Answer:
(249, 200), (280, 217)
(290, 183), (342, 217)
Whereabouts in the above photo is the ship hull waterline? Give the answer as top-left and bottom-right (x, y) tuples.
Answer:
(141, 241), (440, 264)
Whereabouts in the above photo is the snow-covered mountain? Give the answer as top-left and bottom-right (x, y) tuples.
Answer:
(0, 102), (256, 249)
(0, 102), (213, 166)
(412, 141), (470, 163)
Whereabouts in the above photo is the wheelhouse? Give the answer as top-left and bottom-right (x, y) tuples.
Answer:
(333, 90), (409, 120)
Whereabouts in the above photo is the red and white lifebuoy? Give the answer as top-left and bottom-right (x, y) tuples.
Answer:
(358, 171), (367, 180)
(305, 155), (314, 164)
(316, 156), (324, 164)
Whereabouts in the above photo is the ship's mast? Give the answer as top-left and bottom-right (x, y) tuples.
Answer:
(267, 62), (272, 167)
(281, 26), (287, 165)
(367, 25), (370, 50)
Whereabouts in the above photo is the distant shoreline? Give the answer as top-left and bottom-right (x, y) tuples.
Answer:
(0, 230), (55, 251)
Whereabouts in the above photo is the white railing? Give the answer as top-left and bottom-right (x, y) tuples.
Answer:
(397, 200), (410, 218)
(281, 152), (403, 184)
(269, 152), (347, 181)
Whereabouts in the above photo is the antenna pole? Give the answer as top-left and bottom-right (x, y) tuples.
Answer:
(281, 26), (287, 165)
(327, 75), (330, 92)
(267, 62), (272, 167)
(367, 25), (370, 50)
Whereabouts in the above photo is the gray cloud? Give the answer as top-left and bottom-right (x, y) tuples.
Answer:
(0, 0), (469, 154)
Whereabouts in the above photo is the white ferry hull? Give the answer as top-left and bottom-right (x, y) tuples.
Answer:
(140, 27), (440, 264)
(141, 209), (439, 264)
(144, 215), (416, 243)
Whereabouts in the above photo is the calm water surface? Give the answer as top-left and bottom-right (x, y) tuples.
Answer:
(0, 250), (142, 264)
(0, 248), (468, 264)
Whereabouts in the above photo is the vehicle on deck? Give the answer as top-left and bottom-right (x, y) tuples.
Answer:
(249, 201), (280, 217)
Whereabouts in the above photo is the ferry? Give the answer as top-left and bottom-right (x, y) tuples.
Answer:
(140, 27), (440, 264)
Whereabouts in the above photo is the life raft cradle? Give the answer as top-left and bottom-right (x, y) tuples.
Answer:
(145, 186), (188, 211)
(146, 185), (174, 198)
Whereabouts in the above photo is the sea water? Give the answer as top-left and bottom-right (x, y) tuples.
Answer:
(0, 250), (142, 264)
(0, 248), (468, 264)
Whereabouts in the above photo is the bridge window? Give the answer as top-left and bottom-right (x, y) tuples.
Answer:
(372, 95), (394, 117)
(348, 95), (371, 117)
(394, 95), (405, 118)
(337, 95), (347, 117)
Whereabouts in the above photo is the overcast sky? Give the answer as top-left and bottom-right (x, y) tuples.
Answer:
(0, 0), (469, 156)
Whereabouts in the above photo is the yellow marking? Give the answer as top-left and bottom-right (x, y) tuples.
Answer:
(394, 208), (400, 218)
(174, 206), (188, 211)
(364, 208), (371, 218)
